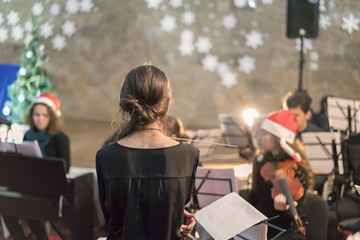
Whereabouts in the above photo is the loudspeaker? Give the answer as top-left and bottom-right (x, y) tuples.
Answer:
(286, 0), (320, 39)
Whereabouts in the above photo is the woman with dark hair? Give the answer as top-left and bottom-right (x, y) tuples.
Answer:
(3, 92), (70, 240)
(96, 65), (199, 239)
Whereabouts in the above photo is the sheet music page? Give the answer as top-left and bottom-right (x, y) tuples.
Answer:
(235, 223), (267, 240)
(195, 192), (267, 240)
(356, 185), (360, 195)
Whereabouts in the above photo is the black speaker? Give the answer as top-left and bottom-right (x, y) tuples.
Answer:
(286, 0), (320, 39)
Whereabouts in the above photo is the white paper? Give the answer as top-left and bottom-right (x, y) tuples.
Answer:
(0, 140), (42, 157)
(235, 223), (267, 240)
(195, 192), (267, 240)
(356, 185), (360, 195)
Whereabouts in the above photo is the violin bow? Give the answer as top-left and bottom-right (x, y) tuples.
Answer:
(169, 137), (240, 148)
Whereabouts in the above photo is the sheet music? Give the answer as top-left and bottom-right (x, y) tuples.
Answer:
(301, 132), (343, 174)
(235, 223), (268, 240)
(327, 97), (360, 132)
(195, 192), (267, 240)
(356, 185), (360, 195)
(0, 140), (42, 157)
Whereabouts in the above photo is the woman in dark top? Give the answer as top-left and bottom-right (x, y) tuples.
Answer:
(3, 92), (70, 240)
(96, 65), (199, 240)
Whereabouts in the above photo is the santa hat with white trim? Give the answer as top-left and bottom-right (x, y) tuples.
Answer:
(260, 108), (301, 162)
(34, 93), (61, 117)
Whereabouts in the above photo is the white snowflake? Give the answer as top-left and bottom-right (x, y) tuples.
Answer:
(341, 14), (359, 34)
(40, 22), (53, 39)
(66, 0), (80, 14)
(208, 13), (215, 20)
(202, 54), (218, 72)
(7, 11), (19, 26)
(52, 34), (66, 51)
(245, 30), (263, 49)
(50, 3), (61, 16)
(32, 3), (44, 16)
(220, 71), (237, 89)
(295, 38), (313, 53)
(23, 33), (32, 44)
(160, 15), (177, 33)
(169, 0), (183, 8)
(262, 0), (273, 4)
(145, 0), (163, 9)
(80, 0), (94, 13)
(238, 55), (255, 74)
(182, 11), (195, 26)
(24, 20), (32, 32)
(222, 14), (237, 30)
(319, 14), (331, 30)
(196, 36), (212, 54)
(233, 0), (247, 8)
(180, 29), (194, 42)
(319, 0), (326, 12)
(0, 14), (4, 26)
(62, 20), (76, 37)
(11, 25), (24, 41)
(0, 27), (9, 43)
(178, 43), (194, 56)
(217, 62), (231, 76)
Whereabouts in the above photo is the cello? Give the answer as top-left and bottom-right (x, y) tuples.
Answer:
(260, 159), (306, 236)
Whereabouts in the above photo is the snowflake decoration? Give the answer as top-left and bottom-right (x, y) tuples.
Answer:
(80, 0), (94, 13)
(238, 55), (255, 74)
(40, 22), (54, 39)
(11, 25), (24, 41)
(62, 20), (76, 37)
(262, 0), (273, 4)
(169, 0), (183, 9)
(202, 54), (218, 72)
(145, 0), (162, 9)
(220, 71), (237, 89)
(24, 20), (32, 32)
(32, 3), (44, 16)
(217, 62), (231, 76)
(24, 33), (32, 44)
(341, 14), (359, 34)
(295, 38), (313, 53)
(178, 42), (194, 56)
(52, 34), (66, 51)
(0, 14), (4, 26)
(50, 3), (61, 16)
(182, 11), (195, 26)
(319, 0), (326, 12)
(233, 0), (247, 8)
(245, 30), (263, 49)
(196, 36), (212, 54)
(160, 15), (177, 32)
(66, 0), (80, 14)
(180, 29), (194, 42)
(0, 27), (9, 43)
(222, 14), (237, 30)
(7, 11), (19, 26)
(319, 15), (331, 30)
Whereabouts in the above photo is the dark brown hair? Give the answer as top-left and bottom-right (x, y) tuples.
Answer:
(25, 103), (62, 135)
(165, 115), (190, 139)
(116, 65), (171, 140)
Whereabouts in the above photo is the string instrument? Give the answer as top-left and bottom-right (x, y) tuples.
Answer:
(260, 159), (306, 236)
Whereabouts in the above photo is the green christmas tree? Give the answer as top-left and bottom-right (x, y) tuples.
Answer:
(5, 15), (55, 123)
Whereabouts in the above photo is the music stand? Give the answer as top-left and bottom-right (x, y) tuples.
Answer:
(301, 132), (343, 175)
(187, 167), (238, 211)
(327, 97), (360, 133)
(0, 140), (42, 157)
(191, 128), (222, 158)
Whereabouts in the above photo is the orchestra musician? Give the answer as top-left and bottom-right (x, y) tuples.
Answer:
(248, 108), (328, 240)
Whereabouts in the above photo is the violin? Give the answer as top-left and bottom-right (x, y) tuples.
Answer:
(260, 159), (306, 236)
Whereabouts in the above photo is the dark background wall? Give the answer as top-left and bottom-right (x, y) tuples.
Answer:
(1, 0), (359, 129)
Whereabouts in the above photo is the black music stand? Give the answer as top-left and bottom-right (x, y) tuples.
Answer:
(218, 114), (252, 149)
(327, 97), (360, 134)
(190, 128), (222, 158)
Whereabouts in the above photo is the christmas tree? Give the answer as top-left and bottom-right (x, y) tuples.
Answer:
(4, 15), (55, 123)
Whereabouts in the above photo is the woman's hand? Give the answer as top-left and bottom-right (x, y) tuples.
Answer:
(274, 193), (298, 211)
(180, 209), (196, 236)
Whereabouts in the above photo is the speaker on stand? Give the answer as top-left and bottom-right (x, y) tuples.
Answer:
(286, 0), (320, 90)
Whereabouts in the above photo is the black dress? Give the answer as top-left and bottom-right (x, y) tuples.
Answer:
(96, 142), (199, 240)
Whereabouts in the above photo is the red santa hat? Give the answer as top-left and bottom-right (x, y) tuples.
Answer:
(34, 93), (61, 117)
(260, 108), (301, 162)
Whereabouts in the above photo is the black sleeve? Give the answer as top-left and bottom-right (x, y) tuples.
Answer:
(54, 132), (71, 173)
(185, 148), (199, 205)
(96, 152), (110, 224)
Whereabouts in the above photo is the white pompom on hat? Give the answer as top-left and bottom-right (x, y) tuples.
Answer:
(260, 108), (301, 162)
(33, 92), (61, 117)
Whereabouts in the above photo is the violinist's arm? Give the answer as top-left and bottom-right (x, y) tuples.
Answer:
(274, 193), (298, 211)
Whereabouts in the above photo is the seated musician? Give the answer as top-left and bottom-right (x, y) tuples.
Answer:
(248, 109), (328, 240)
(3, 93), (70, 240)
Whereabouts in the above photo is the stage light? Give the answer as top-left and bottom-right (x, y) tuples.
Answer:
(242, 108), (259, 127)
